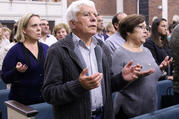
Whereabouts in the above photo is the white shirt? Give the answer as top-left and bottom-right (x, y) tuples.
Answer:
(39, 34), (57, 46)
(0, 38), (10, 70)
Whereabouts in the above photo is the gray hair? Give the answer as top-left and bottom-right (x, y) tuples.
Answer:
(65, 0), (95, 26)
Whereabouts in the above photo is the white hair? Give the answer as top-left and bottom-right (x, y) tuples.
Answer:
(172, 14), (179, 23)
(65, 0), (95, 25)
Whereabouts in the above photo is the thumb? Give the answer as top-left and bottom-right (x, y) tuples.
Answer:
(80, 67), (88, 76)
(17, 62), (22, 66)
(164, 56), (169, 61)
(125, 60), (133, 68)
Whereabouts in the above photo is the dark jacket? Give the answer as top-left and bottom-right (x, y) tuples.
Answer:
(170, 24), (179, 93)
(144, 39), (171, 65)
(42, 33), (128, 119)
(144, 39), (172, 79)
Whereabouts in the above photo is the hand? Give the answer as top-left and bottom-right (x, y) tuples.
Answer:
(159, 56), (173, 71)
(16, 62), (28, 73)
(122, 60), (155, 82)
(167, 76), (173, 80)
(79, 67), (103, 90)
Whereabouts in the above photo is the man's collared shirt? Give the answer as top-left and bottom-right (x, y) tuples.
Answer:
(39, 34), (57, 46)
(94, 33), (105, 42)
(72, 33), (103, 110)
(105, 32), (125, 54)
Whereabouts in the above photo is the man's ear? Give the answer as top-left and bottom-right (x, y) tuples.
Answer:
(114, 23), (118, 30)
(69, 20), (76, 29)
(127, 32), (131, 36)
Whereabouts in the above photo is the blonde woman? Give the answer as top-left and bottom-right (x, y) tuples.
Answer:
(53, 23), (69, 40)
(2, 13), (48, 105)
(0, 23), (10, 72)
(2, 27), (11, 40)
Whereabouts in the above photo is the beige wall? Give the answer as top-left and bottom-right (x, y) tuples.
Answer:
(67, 0), (116, 16)
(168, 0), (179, 24)
(123, 0), (137, 15)
(148, 0), (162, 25)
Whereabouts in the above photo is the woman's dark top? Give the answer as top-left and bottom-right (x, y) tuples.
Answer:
(2, 42), (48, 105)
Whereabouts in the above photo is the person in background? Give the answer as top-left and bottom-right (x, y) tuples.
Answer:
(112, 14), (172, 119)
(39, 19), (57, 46)
(146, 25), (151, 39)
(170, 24), (179, 106)
(52, 23), (70, 40)
(105, 22), (115, 37)
(41, 1), (153, 119)
(94, 15), (107, 42)
(168, 22), (179, 41)
(2, 27), (11, 41)
(3, 22), (19, 61)
(144, 18), (173, 80)
(2, 13), (48, 105)
(105, 12), (127, 54)
(0, 23), (10, 72)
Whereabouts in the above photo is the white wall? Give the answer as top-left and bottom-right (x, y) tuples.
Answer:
(0, 0), (113, 27)
(0, 0), (66, 24)
(162, 0), (168, 20)
(116, 0), (123, 13)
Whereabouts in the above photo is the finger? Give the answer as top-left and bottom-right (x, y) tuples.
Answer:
(80, 67), (88, 76)
(91, 74), (102, 88)
(88, 73), (101, 80)
(125, 60), (133, 68)
(17, 62), (22, 67)
(132, 74), (138, 79)
(89, 73), (102, 84)
(169, 57), (173, 63)
(134, 66), (142, 72)
(139, 69), (155, 77)
(164, 56), (169, 61)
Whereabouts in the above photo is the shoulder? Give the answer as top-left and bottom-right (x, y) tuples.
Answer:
(47, 35), (57, 42)
(39, 42), (49, 49)
(144, 38), (154, 45)
(144, 39), (157, 50)
(48, 38), (70, 55)
(112, 46), (126, 58)
(106, 32), (120, 41)
(8, 43), (21, 51)
(143, 46), (153, 56)
(171, 24), (179, 45)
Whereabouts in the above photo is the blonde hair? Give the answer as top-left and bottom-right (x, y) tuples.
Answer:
(16, 13), (40, 42)
(0, 23), (2, 28)
(2, 27), (11, 34)
(0, 23), (3, 40)
(105, 22), (113, 32)
(52, 23), (70, 36)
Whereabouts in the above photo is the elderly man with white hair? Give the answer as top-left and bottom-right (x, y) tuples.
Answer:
(42, 0), (153, 119)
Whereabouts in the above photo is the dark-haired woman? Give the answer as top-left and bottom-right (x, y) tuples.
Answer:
(112, 14), (172, 119)
(144, 18), (173, 80)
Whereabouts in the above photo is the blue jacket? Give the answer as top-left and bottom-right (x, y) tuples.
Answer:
(2, 42), (48, 105)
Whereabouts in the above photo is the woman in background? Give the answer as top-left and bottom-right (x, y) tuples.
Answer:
(144, 18), (173, 80)
(2, 27), (11, 41)
(112, 14), (172, 119)
(0, 23), (10, 73)
(2, 13), (48, 105)
(52, 23), (69, 40)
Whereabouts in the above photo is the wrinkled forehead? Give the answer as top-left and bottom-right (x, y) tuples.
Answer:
(78, 5), (97, 14)
(41, 20), (48, 24)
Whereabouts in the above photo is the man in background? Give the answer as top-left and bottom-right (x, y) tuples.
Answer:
(39, 19), (57, 46)
(94, 15), (108, 42)
(105, 12), (127, 53)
